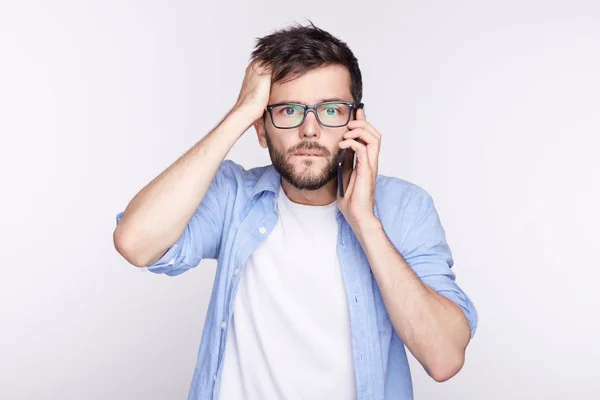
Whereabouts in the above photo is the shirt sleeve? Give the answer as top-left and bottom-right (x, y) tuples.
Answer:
(115, 160), (234, 277)
(399, 188), (479, 338)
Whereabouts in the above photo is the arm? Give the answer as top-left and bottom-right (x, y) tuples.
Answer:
(113, 61), (271, 267)
(336, 108), (477, 383)
(354, 216), (473, 383)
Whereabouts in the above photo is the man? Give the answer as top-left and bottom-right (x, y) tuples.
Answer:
(114, 22), (477, 400)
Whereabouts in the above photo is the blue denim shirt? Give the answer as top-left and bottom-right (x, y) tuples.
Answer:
(116, 159), (478, 400)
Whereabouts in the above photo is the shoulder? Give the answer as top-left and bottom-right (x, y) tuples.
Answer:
(215, 159), (276, 196)
(217, 159), (265, 181)
(375, 173), (438, 244)
(375, 173), (433, 211)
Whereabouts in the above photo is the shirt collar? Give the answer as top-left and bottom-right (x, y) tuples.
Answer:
(251, 163), (381, 222)
(252, 164), (281, 199)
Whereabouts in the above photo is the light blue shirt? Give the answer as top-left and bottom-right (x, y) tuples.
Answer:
(116, 159), (478, 400)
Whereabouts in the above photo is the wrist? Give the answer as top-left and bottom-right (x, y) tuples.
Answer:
(230, 103), (264, 124)
(353, 217), (383, 242)
(221, 106), (262, 138)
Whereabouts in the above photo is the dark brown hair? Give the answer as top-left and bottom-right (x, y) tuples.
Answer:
(250, 21), (363, 104)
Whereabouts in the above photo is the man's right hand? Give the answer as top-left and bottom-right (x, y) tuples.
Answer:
(115, 60), (273, 268)
(233, 60), (273, 122)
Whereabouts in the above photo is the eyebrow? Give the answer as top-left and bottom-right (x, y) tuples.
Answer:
(276, 98), (352, 104)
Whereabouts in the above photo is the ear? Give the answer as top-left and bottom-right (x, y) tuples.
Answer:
(254, 114), (268, 149)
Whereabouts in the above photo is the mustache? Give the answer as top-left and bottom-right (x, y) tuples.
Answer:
(289, 142), (331, 156)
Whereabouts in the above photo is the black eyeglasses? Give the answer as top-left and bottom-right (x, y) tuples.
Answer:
(265, 101), (364, 129)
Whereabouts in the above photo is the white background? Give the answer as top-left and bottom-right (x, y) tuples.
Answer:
(1, 1), (599, 399)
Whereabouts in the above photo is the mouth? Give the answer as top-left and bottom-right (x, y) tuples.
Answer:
(293, 151), (324, 157)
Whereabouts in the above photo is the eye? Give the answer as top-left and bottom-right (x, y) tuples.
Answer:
(325, 107), (338, 116)
(279, 106), (302, 116)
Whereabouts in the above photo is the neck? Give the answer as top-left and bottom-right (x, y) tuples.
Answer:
(280, 178), (338, 206)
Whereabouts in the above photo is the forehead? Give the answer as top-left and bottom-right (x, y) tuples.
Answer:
(270, 64), (353, 104)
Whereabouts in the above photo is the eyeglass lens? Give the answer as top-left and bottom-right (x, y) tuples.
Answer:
(270, 103), (351, 128)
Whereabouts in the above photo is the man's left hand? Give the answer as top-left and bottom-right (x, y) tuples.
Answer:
(337, 108), (382, 232)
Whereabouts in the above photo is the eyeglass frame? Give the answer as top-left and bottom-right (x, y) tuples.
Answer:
(264, 101), (365, 129)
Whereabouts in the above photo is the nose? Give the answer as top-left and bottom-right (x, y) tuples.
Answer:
(299, 110), (320, 138)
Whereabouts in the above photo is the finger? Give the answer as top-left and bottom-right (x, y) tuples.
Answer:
(343, 128), (379, 146)
(250, 59), (272, 76)
(339, 139), (370, 169)
(346, 119), (382, 140)
(344, 166), (358, 200)
(342, 128), (380, 172)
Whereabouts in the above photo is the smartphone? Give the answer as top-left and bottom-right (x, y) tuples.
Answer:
(337, 148), (355, 198)
(337, 103), (364, 197)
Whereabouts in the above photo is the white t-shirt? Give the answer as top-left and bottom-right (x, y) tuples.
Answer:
(219, 185), (356, 400)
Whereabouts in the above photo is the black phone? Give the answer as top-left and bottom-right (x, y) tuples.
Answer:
(337, 103), (364, 197)
(337, 148), (355, 198)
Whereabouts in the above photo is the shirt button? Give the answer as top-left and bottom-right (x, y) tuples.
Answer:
(221, 321), (226, 329)
(233, 268), (239, 276)
(259, 226), (266, 234)
(213, 375), (217, 381)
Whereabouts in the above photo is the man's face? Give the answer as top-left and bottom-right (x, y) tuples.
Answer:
(256, 64), (354, 191)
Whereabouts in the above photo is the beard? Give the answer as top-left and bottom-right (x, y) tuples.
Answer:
(265, 127), (339, 191)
